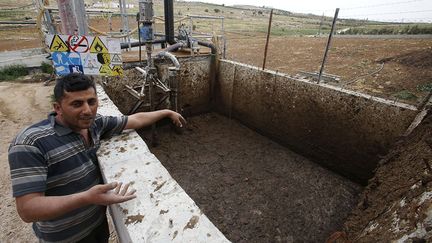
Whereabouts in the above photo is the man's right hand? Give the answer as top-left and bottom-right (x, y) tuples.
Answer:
(15, 182), (136, 223)
(85, 182), (137, 206)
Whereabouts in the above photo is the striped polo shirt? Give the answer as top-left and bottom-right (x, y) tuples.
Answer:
(8, 112), (127, 243)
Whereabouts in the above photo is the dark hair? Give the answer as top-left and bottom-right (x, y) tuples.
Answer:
(54, 73), (96, 102)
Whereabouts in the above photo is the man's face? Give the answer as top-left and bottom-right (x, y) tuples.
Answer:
(54, 87), (98, 132)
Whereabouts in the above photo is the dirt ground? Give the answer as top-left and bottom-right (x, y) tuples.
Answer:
(343, 110), (432, 242)
(0, 81), (52, 243)
(143, 113), (362, 242)
(225, 35), (432, 105)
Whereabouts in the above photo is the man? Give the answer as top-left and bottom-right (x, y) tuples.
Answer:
(8, 73), (186, 242)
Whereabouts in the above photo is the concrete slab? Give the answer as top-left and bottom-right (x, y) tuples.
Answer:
(0, 48), (48, 68)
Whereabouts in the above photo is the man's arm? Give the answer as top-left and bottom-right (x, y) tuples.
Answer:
(15, 182), (135, 223)
(125, 109), (186, 130)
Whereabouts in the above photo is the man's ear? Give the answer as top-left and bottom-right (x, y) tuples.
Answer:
(53, 102), (61, 115)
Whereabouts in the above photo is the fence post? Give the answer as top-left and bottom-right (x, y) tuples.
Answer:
(318, 8), (339, 83)
(262, 9), (273, 70)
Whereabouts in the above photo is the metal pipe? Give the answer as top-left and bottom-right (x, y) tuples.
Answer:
(262, 9), (273, 70)
(197, 40), (217, 108)
(197, 40), (217, 55)
(135, 66), (147, 76)
(164, 42), (184, 52)
(188, 15), (224, 19)
(120, 39), (166, 49)
(164, 0), (175, 44)
(156, 51), (180, 69)
(135, 67), (148, 95)
(318, 8), (339, 84)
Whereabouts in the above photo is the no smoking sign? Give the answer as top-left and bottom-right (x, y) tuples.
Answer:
(68, 35), (89, 53)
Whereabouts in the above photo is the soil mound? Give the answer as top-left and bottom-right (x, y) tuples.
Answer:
(343, 110), (432, 242)
(378, 48), (432, 68)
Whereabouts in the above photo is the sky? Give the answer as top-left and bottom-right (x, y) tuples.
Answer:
(182, 0), (432, 23)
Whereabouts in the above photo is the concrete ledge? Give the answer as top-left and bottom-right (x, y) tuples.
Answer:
(0, 48), (48, 68)
(96, 85), (229, 242)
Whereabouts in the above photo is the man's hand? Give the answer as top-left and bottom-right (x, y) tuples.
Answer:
(169, 111), (187, 128)
(125, 109), (187, 130)
(85, 182), (137, 206)
(15, 182), (136, 223)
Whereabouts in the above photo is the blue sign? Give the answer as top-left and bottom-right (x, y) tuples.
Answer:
(52, 52), (82, 66)
(68, 52), (82, 65)
(54, 65), (70, 75)
(52, 52), (69, 65)
(69, 65), (84, 74)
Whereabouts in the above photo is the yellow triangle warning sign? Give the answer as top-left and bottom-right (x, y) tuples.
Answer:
(50, 35), (69, 52)
(99, 64), (112, 76)
(111, 65), (123, 76)
(90, 36), (108, 53)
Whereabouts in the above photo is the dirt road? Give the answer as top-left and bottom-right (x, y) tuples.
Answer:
(0, 81), (53, 242)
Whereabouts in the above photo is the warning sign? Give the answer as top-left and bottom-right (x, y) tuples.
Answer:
(111, 65), (123, 76)
(90, 36), (108, 53)
(46, 34), (121, 76)
(111, 54), (122, 64)
(50, 35), (69, 52)
(99, 64), (112, 76)
(97, 53), (111, 65)
(68, 35), (89, 53)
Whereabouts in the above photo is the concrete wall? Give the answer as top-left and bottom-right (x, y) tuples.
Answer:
(215, 60), (419, 184)
(0, 48), (47, 68)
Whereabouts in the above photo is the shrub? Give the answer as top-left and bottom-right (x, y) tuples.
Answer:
(41, 62), (54, 74)
(394, 90), (417, 100)
(0, 65), (29, 81)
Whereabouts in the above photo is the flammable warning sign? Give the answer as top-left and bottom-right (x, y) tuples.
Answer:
(90, 36), (108, 53)
(45, 35), (122, 76)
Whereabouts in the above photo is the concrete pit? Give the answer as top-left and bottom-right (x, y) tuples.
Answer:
(142, 113), (362, 242)
(102, 54), (422, 242)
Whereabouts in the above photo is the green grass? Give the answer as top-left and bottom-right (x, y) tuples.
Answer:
(417, 83), (432, 92)
(41, 62), (54, 74)
(0, 65), (29, 81)
(394, 90), (418, 100)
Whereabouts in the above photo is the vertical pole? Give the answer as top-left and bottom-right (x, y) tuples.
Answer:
(189, 17), (193, 56)
(222, 17), (226, 58)
(56, 0), (77, 34)
(119, 0), (131, 50)
(262, 9), (273, 70)
(108, 13), (113, 32)
(318, 13), (324, 36)
(38, 0), (56, 34)
(56, 0), (88, 35)
(318, 8), (339, 83)
(73, 0), (88, 35)
(138, 19), (142, 64)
